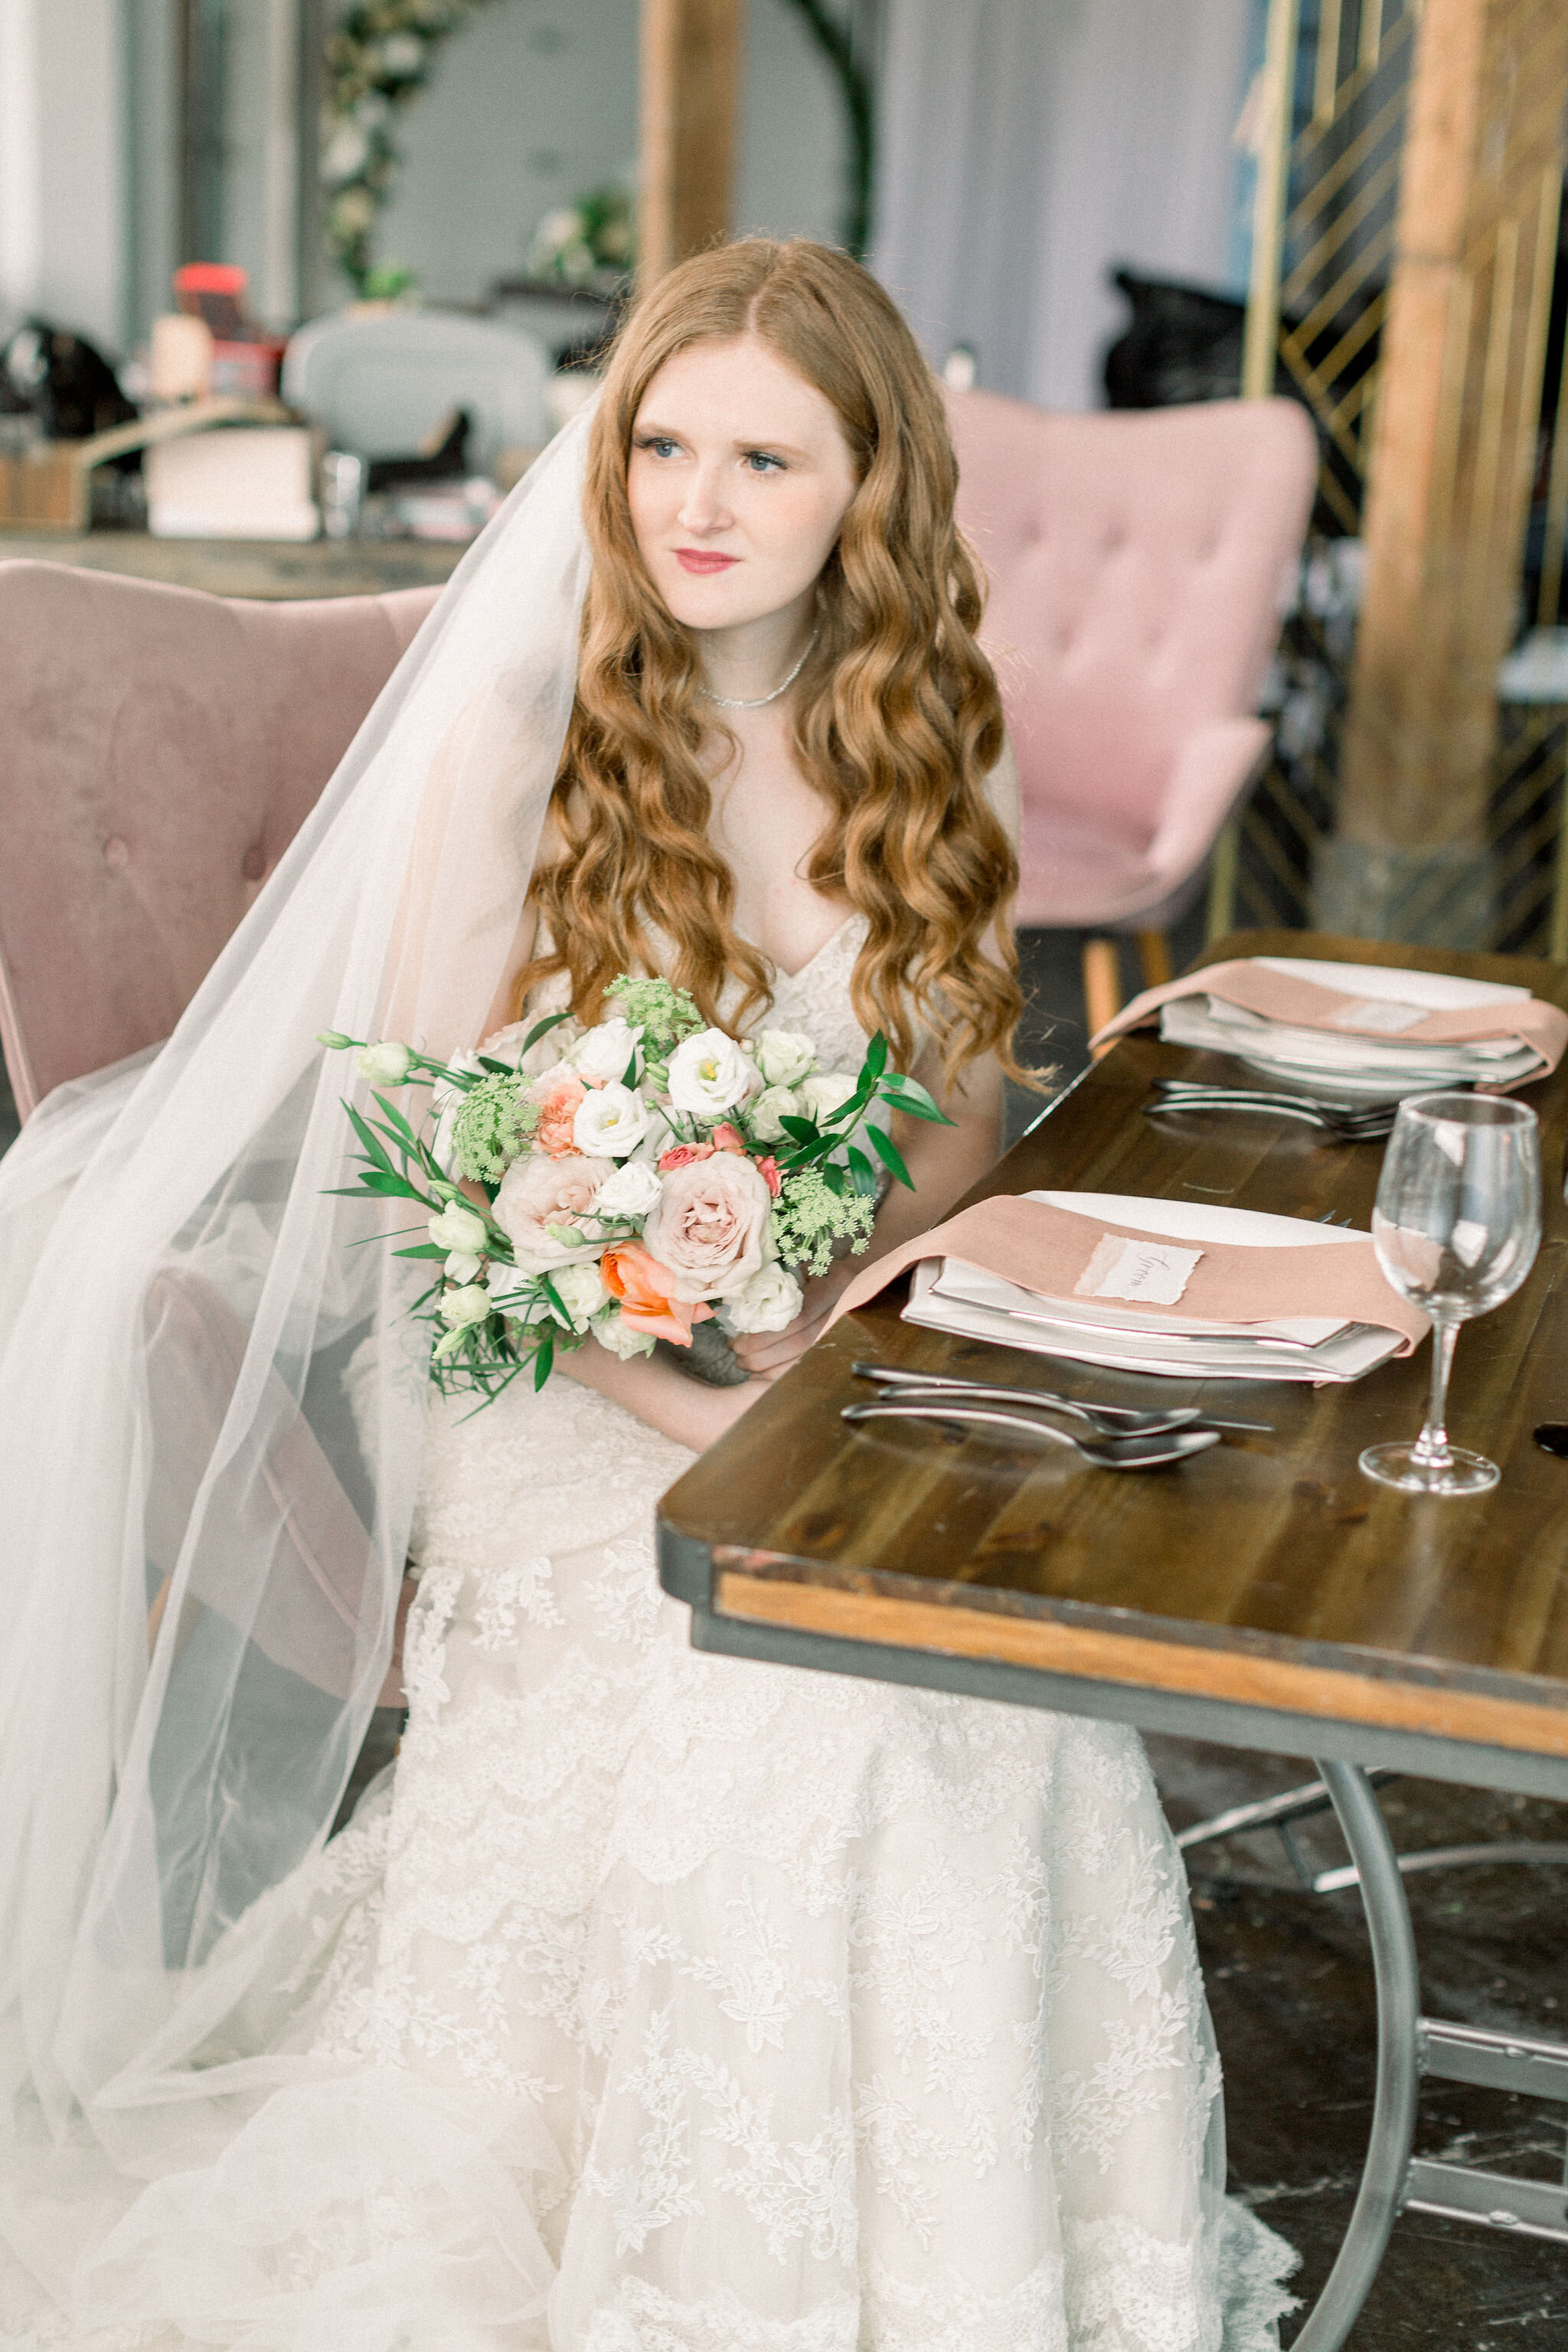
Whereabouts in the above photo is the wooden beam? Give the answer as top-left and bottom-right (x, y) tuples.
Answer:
(638, 0), (744, 291)
(1329, 0), (1568, 935)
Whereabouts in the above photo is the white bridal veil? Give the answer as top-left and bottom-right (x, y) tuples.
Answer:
(0, 410), (593, 2294)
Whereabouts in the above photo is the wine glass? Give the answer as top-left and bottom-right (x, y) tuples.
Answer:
(1361, 1091), (1540, 1496)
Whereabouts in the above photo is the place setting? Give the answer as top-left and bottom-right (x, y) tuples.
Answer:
(832, 1047), (1550, 1492)
(1092, 950), (1568, 1129)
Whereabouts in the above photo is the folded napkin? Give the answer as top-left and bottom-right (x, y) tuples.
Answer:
(1091, 955), (1567, 1084)
(828, 1191), (1429, 1378)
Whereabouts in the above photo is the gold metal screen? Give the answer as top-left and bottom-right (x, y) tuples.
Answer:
(1215, 0), (1568, 956)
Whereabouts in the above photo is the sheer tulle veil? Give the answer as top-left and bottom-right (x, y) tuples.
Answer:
(0, 408), (593, 2288)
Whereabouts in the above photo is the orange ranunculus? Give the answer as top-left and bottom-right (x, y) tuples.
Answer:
(709, 1123), (749, 1155)
(600, 1240), (715, 1348)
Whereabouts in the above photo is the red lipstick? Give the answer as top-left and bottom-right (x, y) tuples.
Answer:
(675, 548), (740, 574)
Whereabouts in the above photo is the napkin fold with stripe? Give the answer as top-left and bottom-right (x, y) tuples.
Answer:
(1090, 957), (1567, 1080)
(827, 1191), (1429, 1353)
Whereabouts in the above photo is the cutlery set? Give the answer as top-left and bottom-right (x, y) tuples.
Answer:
(1144, 1077), (1403, 1139)
(844, 1361), (1270, 1472)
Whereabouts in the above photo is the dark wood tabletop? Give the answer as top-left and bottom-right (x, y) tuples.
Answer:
(657, 931), (1568, 1795)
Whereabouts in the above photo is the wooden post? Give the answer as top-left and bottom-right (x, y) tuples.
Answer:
(1318, 0), (1568, 943)
(639, 0), (744, 292)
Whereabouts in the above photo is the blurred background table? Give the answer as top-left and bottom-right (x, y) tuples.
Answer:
(0, 532), (464, 602)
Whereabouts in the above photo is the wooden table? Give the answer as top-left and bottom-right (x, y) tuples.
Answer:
(657, 929), (1568, 2352)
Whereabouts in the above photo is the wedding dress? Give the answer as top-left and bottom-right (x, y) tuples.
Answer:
(0, 917), (1290, 2352)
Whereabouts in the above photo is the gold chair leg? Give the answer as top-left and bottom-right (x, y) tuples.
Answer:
(1136, 929), (1172, 988)
(1083, 937), (1122, 1050)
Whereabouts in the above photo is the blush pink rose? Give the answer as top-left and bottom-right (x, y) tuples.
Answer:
(754, 1155), (782, 1198)
(658, 1141), (714, 1172)
(493, 1153), (614, 1274)
(529, 1067), (587, 1158)
(642, 1152), (773, 1302)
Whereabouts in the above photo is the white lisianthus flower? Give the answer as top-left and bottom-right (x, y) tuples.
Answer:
(439, 1283), (492, 1328)
(357, 1040), (412, 1087)
(569, 1018), (643, 1085)
(430, 1050), (484, 1171)
(666, 1027), (760, 1116)
(749, 1084), (801, 1144)
(428, 1201), (489, 1255)
(755, 1029), (817, 1088)
(549, 1260), (608, 1331)
(591, 1158), (664, 1220)
(593, 1308), (657, 1361)
(573, 1081), (650, 1159)
(723, 1262), (803, 1335)
(799, 1072), (858, 1125)
(443, 1250), (482, 1284)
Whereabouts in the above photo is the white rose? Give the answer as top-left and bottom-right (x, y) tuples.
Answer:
(591, 1158), (664, 1220)
(799, 1072), (858, 1126)
(569, 1018), (642, 1085)
(428, 1201), (489, 1255)
(593, 1308), (656, 1361)
(357, 1040), (412, 1087)
(548, 1259), (608, 1330)
(479, 1015), (583, 1077)
(439, 1283), (492, 1328)
(755, 1029), (817, 1088)
(573, 1081), (650, 1159)
(723, 1262), (804, 1335)
(666, 1027), (760, 1117)
(749, 1084), (800, 1144)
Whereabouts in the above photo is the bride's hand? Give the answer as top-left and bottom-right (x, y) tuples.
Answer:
(729, 1261), (858, 1380)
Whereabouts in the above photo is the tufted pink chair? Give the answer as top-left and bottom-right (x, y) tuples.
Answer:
(946, 391), (1316, 1031)
(0, 563), (440, 1119)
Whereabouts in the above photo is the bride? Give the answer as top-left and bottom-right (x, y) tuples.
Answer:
(0, 240), (1294, 2349)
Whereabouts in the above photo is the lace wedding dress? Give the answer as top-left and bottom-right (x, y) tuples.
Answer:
(15, 921), (1295, 2352)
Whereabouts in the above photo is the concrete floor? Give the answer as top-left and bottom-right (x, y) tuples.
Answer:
(5, 931), (1566, 2344)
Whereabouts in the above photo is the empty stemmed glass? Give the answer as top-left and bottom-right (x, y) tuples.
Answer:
(1361, 1091), (1540, 1496)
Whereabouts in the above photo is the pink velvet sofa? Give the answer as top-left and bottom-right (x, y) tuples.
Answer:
(0, 563), (439, 1119)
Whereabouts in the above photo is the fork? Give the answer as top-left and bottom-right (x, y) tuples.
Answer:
(851, 1363), (1272, 1435)
(1145, 1082), (1397, 1140)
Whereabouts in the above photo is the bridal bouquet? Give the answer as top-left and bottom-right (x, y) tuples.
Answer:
(319, 975), (949, 1400)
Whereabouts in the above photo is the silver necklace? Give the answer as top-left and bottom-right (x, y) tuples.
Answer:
(700, 630), (818, 710)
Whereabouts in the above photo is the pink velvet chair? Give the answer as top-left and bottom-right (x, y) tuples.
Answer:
(0, 563), (439, 1119)
(946, 390), (1316, 1032)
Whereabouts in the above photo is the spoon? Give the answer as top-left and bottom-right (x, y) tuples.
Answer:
(851, 1362), (1270, 1436)
(841, 1399), (1220, 1469)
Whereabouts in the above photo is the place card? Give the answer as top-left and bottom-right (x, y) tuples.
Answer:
(1073, 1233), (1204, 1307)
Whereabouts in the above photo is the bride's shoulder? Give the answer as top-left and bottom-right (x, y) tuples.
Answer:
(982, 731), (1021, 850)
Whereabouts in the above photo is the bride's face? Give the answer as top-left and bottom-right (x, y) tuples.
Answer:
(627, 334), (859, 636)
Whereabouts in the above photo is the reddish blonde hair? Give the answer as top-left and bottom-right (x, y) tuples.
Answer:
(511, 237), (1023, 1083)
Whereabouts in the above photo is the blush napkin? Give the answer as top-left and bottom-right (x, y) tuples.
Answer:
(828, 1191), (1429, 1381)
(1089, 955), (1567, 1084)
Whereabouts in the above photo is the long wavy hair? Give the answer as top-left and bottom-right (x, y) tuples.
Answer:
(511, 237), (1024, 1083)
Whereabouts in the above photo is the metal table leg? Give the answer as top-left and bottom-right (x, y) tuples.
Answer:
(1289, 1761), (1422, 2351)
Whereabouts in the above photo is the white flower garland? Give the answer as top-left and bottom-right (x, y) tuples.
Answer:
(321, 0), (508, 295)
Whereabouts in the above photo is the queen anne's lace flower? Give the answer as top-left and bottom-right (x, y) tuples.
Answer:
(451, 1073), (539, 1184)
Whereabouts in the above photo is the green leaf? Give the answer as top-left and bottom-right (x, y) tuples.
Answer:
(394, 1242), (450, 1259)
(864, 1031), (889, 1080)
(521, 1008), (573, 1057)
(778, 1114), (818, 1142)
(477, 1054), (514, 1076)
(345, 1102), (394, 1174)
(622, 1051), (639, 1086)
(539, 1272), (571, 1328)
(845, 1142), (879, 1197)
(867, 1122), (915, 1190)
(879, 1075), (955, 1125)
(371, 1091), (420, 1148)
(533, 1329), (555, 1390)
(820, 1161), (845, 1195)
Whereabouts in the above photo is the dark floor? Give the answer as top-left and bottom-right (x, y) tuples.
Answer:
(5, 933), (1566, 2342)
